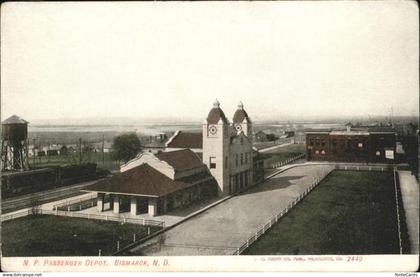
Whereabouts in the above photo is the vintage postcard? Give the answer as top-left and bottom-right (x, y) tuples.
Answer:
(0, 0), (419, 272)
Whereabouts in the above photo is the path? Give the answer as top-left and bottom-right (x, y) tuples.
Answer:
(398, 170), (419, 254)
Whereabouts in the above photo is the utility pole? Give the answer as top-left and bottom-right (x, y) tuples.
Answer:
(102, 134), (105, 165)
(32, 138), (36, 167)
(79, 138), (82, 165)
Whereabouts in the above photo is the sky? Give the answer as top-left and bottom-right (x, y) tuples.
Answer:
(1, 1), (418, 124)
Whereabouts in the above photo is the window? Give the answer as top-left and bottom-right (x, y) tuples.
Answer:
(235, 154), (238, 167)
(210, 157), (216, 169)
(225, 156), (228, 169)
(240, 153), (243, 165)
(321, 140), (326, 147)
(310, 140), (314, 146)
(245, 153), (248, 164)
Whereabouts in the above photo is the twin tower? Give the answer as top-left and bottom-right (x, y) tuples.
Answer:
(202, 100), (254, 195)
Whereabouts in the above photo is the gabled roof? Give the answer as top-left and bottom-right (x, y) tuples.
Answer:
(156, 149), (204, 171)
(82, 163), (194, 197)
(166, 131), (203, 149)
(229, 131), (251, 145)
(2, 115), (28, 125)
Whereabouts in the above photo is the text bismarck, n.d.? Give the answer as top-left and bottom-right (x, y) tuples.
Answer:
(114, 259), (169, 267)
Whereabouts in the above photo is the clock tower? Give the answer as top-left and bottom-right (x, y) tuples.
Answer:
(202, 99), (230, 195)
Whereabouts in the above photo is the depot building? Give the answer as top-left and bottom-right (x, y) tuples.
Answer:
(83, 100), (264, 217)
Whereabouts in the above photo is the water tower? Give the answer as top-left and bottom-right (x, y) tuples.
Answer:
(1, 115), (29, 171)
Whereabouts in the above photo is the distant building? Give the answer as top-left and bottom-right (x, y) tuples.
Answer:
(306, 127), (396, 163)
(165, 131), (202, 153)
(255, 131), (268, 142)
(92, 141), (112, 153)
(255, 131), (278, 142)
(142, 133), (168, 154)
(284, 131), (295, 138)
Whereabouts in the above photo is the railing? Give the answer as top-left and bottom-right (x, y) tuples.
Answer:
(39, 209), (165, 227)
(2, 208), (165, 228)
(334, 164), (393, 172)
(1, 209), (33, 222)
(233, 169), (332, 255)
(270, 153), (305, 169)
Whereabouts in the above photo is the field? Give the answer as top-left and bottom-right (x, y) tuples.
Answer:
(31, 152), (119, 171)
(2, 215), (161, 256)
(261, 143), (306, 168)
(243, 170), (410, 255)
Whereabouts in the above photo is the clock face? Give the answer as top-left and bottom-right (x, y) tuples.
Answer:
(235, 124), (242, 132)
(209, 125), (217, 135)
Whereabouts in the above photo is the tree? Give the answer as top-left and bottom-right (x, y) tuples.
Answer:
(112, 133), (142, 163)
(266, 133), (279, 142)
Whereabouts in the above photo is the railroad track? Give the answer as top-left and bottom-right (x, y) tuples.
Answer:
(1, 180), (101, 213)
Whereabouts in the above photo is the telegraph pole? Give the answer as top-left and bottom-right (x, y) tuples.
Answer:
(79, 138), (82, 164)
(102, 134), (105, 165)
(32, 138), (36, 167)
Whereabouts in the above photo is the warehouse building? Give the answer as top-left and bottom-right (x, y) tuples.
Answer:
(306, 125), (396, 163)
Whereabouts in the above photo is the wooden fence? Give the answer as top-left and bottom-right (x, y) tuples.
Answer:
(270, 153), (306, 169)
(2, 208), (164, 227)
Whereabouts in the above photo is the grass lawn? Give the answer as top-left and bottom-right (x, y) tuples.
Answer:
(2, 215), (161, 256)
(262, 144), (305, 168)
(243, 170), (410, 255)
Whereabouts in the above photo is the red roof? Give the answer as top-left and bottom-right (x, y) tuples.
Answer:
(207, 108), (228, 124)
(167, 131), (203, 149)
(156, 149), (204, 171)
(83, 163), (194, 197)
(233, 109), (251, 124)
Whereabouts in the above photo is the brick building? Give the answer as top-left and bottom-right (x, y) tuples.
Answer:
(306, 126), (396, 163)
